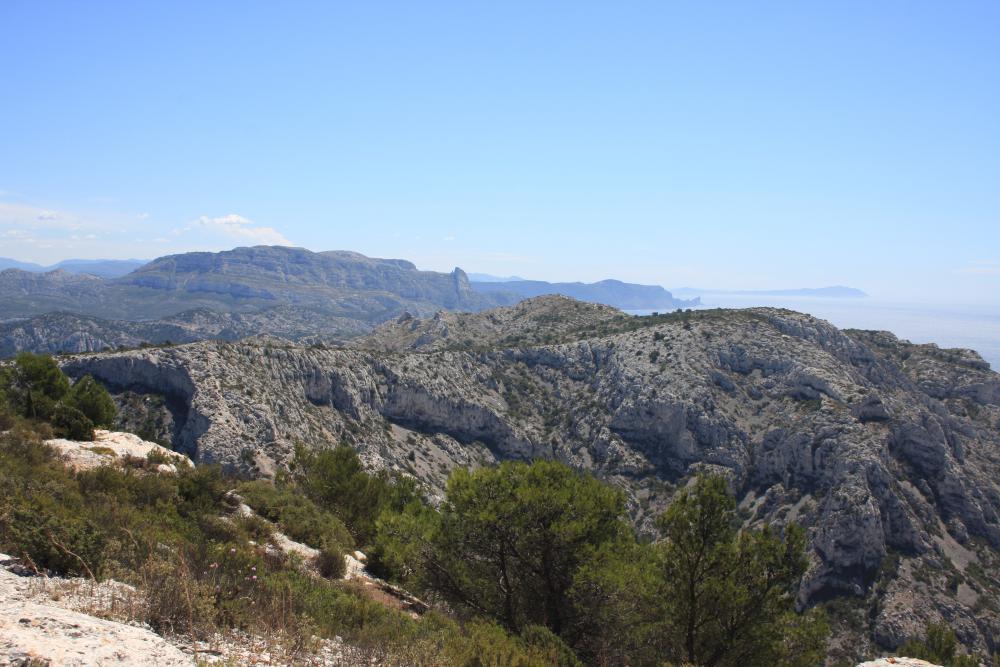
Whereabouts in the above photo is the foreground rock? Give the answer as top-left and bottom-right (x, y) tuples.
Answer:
(45, 429), (193, 473)
(0, 554), (191, 667)
(62, 301), (1000, 658)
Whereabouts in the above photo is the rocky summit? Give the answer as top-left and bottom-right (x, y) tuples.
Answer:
(60, 296), (1000, 655)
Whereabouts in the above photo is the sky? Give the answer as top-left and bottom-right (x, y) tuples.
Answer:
(1, 1), (999, 303)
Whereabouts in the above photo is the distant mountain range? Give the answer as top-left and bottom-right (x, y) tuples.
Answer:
(0, 257), (149, 278)
(466, 272), (526, 283)
(0, 246), (512, 355)
(471, 279), (699, 310)
(672, 286), (867, 298)
(0, 246), (499, 322)
(0, 246), (866, 357)
(0, 246), (700, 355)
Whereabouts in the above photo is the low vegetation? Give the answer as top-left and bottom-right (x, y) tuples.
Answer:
(897, 623), (994, 667)
(1, 352), (117, 439)
(379, 467), (827, 666)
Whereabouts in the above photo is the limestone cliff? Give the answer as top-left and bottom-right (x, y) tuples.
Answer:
(60, 298), (1000, 656)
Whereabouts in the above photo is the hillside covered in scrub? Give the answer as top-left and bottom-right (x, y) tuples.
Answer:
(47, 295), (1000, 661)
(0, 356), (830, 665)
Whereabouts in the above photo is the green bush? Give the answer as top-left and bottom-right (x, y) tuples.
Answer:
(0, 430), (104, 575)
(176, 465), (227, 516)
(0, 401), (14, 431)
(51, 403), (95, 440)
(238, 479), (354, 553)
(65, 375), (117, 428)
(315, 544), (347, 579)
(2, 353), (70, 420)
(145, 448), (173, 465)
(292, 444), (419, 547)
(898, 623), (982, 667)
(234, 513), (275, 543)
(379, 459), (629, 637)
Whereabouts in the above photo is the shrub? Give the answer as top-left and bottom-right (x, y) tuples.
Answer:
(2, 353), (70, 421)
(145, 448), (175, 466)
(238, 479), (354, 553)
(65, 375), (117, 428)
(0, 391), (14, 430)
(197, 514), (241, 544)
(138, 553), (216, 637)
(315, 544), (346, 579)
(520, 624), (582, 666)
(0, 431), (104, 576)
(234, 513), (275, 543)
(51, 403), (95, 441)
(292, 444), (418, 547)
(176, 465), (227, 516)
(897, 623), (982, 667)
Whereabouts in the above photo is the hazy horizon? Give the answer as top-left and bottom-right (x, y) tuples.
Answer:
(3, 3), (999, 304)
(2, 242), (1000, 308)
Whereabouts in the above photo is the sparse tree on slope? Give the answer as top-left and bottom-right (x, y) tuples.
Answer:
(379, 460), (629, 637)
(655, 474), (826, 667)
(2, 352), (70, 420)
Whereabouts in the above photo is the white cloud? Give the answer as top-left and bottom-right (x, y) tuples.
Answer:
(443, 235), (456, 242)
(196, 214), (292, 246)
(136, 212), (150, 220)
(0, 202), (74, 229)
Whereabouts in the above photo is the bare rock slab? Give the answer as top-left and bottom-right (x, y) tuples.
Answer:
(0, 601), (192, 666)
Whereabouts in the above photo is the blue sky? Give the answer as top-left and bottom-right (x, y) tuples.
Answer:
(1, 1), (998, 302)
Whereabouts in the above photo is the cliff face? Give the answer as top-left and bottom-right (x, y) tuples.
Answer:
(61, 299), (1000, 655)
(121, 247), (488, 311)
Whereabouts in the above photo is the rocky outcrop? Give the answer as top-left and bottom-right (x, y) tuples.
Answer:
(60, 303), (1000, 656)
(44, 430), (194, 473)
(355, 295), (622, 353)
(0, 554), (192, 666)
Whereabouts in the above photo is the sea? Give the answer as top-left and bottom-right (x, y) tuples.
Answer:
(628, 296), (1000, 371)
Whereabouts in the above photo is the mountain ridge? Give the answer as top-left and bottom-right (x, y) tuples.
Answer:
(471, 277), (699, 309)
(0, 246), (707, 356)
(0, 246), (507, 325)
(0, 257), (148, 278)
(59, 297), (1000, 656)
